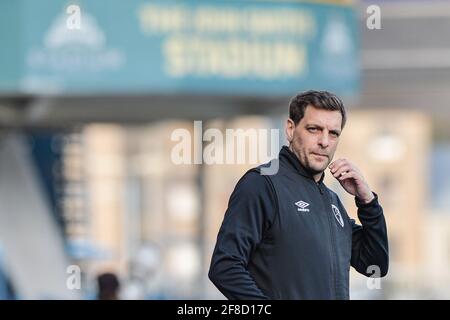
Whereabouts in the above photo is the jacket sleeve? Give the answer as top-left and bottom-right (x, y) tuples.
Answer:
(350, 193), (389, 277)
(208, 170), (277, 300)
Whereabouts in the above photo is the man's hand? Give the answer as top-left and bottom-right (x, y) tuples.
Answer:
(328, 159), (374, 204)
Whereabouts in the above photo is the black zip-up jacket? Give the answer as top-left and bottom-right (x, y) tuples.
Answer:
(208, 146), (389, 299)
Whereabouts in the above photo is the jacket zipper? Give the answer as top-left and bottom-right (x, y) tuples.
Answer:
(317, 182), (337, 299)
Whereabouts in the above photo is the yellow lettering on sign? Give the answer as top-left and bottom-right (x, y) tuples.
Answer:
(164, 36), (307, 79)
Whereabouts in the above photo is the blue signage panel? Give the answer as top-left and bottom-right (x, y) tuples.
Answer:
(0, 0), (359, 96)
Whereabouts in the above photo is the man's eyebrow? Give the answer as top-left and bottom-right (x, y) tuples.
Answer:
(305, 123), (323, 128)
(306, 123), (341, 134)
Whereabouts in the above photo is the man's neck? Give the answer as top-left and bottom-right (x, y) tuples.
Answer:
(313, 173), (323, 183)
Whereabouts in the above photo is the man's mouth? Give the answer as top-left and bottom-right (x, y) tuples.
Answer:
(311, 152), (328, 158)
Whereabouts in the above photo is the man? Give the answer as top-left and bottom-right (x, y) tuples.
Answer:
(208, 90), (389, 300)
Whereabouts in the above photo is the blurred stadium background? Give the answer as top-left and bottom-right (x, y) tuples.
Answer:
(0, 0), (450, 299)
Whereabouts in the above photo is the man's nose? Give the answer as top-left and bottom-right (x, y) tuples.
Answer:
(318, 132), (329, 148)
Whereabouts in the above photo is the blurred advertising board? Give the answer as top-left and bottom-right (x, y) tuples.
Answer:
(0, 0), (359, 96)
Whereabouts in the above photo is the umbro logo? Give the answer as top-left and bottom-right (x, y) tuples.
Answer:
(295, 200), (310, 212)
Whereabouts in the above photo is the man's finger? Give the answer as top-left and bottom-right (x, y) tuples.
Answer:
(330, 161), (352, 175)
(329, 158), (345, 170)
(331, 165), (352, 178)
(338, 171), (358, 181)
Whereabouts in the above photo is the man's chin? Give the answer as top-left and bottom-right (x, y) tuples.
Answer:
(305, 164), (324, 175)
(309, 163), (329, 175)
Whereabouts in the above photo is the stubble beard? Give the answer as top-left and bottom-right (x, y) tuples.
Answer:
(289, 142), (329, 176)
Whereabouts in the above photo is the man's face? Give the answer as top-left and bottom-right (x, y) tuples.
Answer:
(286, 105), (343, 176)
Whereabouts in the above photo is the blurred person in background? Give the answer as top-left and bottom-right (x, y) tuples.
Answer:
(97, 272), (120, 300)
(209, 90), (389, 300)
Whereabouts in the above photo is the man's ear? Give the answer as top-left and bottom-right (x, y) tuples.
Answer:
(285, 118), (295, 143)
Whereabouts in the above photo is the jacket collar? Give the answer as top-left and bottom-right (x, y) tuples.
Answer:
(279, 146), (325, 184)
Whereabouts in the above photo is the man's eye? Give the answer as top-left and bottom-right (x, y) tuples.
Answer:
(330, 132), (339, 137)
(308, 127), (318, 132)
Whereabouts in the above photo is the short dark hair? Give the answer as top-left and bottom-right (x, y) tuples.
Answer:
(97, 272), (120, 300)
(289, 90), (346, 129)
